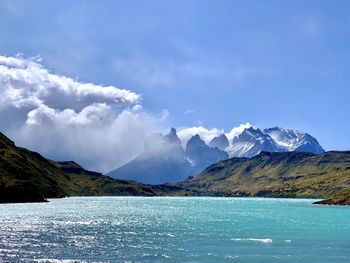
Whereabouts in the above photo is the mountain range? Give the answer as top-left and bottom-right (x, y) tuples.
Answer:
(108, 126), (324, 184)
(221, 126), (324, 157)
(0, 131), (349, 205)
(108, 128), (228, 184)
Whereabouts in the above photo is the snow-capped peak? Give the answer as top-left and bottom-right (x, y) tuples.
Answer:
(263, 127), (324, 154)
(226, 126), (324, 158)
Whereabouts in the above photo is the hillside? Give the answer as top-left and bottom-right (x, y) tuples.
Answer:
(0, 132), (75, 203)
(2, 131), (350, 205)
(313, 188), (350, 205)
(0, 132), (169, 203)
(176, 151), (350, 204)
(54, 161), (162, 197)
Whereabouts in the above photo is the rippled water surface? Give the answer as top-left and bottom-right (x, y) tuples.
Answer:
(0, 197), (349, 262)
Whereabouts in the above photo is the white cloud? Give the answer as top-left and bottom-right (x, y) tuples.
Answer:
(0, 55), (160, 173)
(177, 123), (253, 148)
(0, 54), (139, 113)
(160, 109), (170, 122)
(225, 122), (252, 142)
(0, 55), (255, 173)
(177, 126), (223, 148)
(184, 109), (195, 114)
(12, 108), (156, 173)
(25, 103), (111, 126)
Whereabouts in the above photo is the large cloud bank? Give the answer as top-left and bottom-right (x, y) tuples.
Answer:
(0, 55), (158, 172)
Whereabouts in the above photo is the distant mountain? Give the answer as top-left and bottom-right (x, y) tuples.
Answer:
(1, 131), (349, 205)
(0, 132), (169, 203)
(209, 134), (229, 150)
(108, 128), (228, 184)
(225, 127), (324, 157)
(175, 151), (350, 204)
(108, 128), (192, 184)
(186, 134), (229, 174)
(226, 127), (277, 157)
(109, 126), (324, 184)
(264, 127), (325, 154)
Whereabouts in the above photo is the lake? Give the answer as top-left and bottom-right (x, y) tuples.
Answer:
(0, 197), (349, 262)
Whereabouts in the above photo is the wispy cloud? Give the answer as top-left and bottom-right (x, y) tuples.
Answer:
(111, 40), (270, 90)
(225, 122), (252, 141)
(177, 126), (223, 148)
(185, 109), (195, 114)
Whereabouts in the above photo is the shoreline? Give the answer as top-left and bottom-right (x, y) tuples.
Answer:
(2, 195), (348, 206)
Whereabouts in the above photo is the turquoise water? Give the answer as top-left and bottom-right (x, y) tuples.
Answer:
(0, 197), (349, 262)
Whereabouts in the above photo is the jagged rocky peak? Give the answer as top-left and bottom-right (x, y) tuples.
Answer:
(109, 125), (325, 185)
(190, 134), (202, 141)
(263, 127), (303, 147)
(209, 134), (229, 150)
(186, 134), (206, 150)
(141, 128), (184, 160)
(185, 134), (228, 172)
(168, 127), (177, 137)
(233, 127), (275, 145)
(227, 127), (277, 158)
(165, 128), (181, 145)
(234, 127), (261, 141)
(108, 130), (228, 184)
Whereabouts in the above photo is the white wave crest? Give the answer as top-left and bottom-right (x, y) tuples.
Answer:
(231, 237), (273, 243)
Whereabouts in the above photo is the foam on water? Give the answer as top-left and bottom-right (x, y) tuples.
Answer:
(231, 238), (273, 243)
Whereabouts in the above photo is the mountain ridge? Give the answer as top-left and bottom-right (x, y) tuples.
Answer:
(109, 126), (324, 184)
(108, 128), (228, 184)
(174, 150), (350, 204)
(1, 131), (349, 205)
(225, 126), (324, 158)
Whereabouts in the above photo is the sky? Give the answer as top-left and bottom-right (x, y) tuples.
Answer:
(0, 0), (350, 172)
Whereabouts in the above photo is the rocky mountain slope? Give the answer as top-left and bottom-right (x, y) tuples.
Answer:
(108, 128), (228, 184)
(226, 127), (277, 157)
(209, 134), (229, 150)
(109, 126), (324, 184)
(225, 127), (324, 158)
(186, 134), (228, 174)
(264, 127), (325, 153)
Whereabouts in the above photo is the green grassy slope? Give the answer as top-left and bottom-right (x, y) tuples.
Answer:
(0, 132), (169, 203)
(176, 151), (350, 204)
(55, 161), (160, 196)
(314, 188), (350, 205)
(0, 133), (75, 202)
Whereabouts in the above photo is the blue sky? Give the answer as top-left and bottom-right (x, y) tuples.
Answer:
(1, 0), (350, 151)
